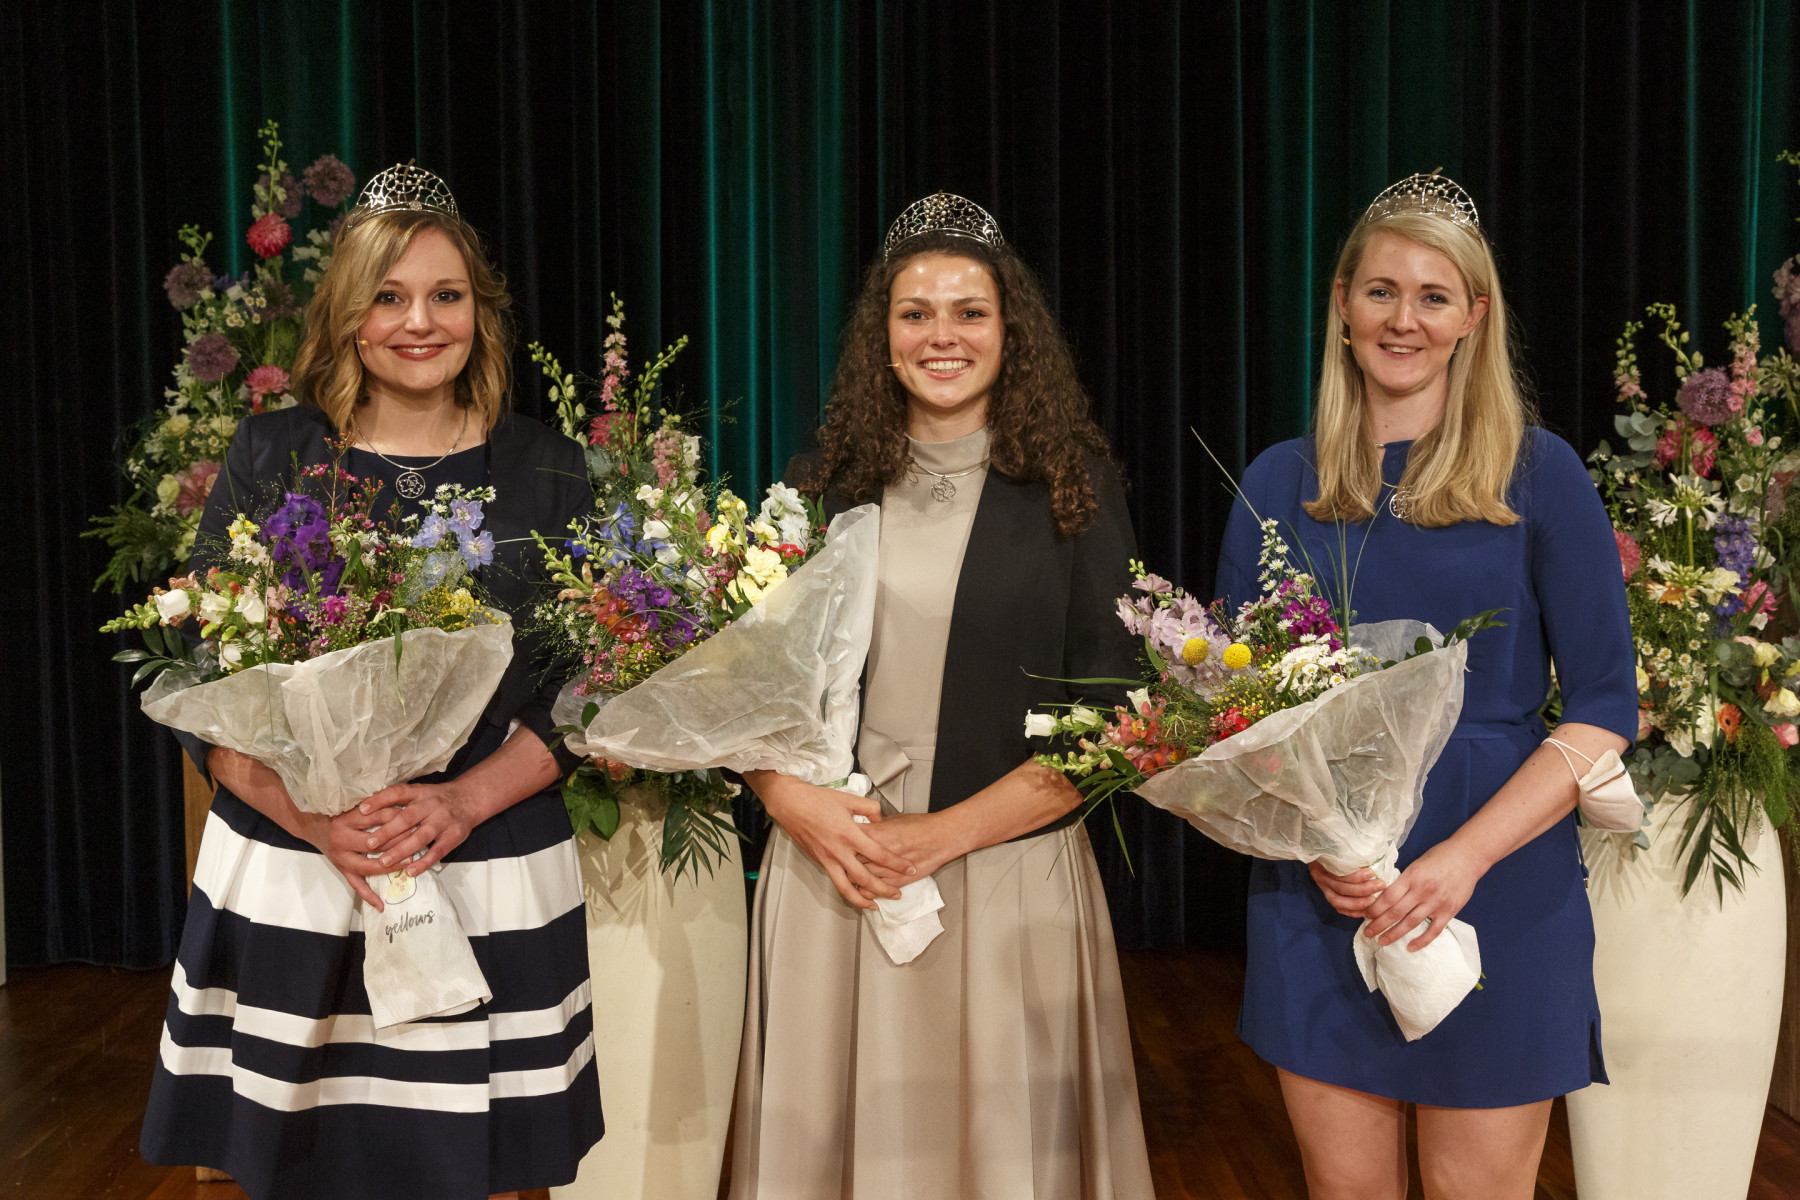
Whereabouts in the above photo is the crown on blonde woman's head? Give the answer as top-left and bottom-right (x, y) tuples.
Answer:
(1361, 170), (1480, 232)
(352, 162), (460, 220)
(883, 192), (1006, 260)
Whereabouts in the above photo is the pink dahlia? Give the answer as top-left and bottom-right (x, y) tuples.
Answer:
(1654, 422), (1716, 476)
(245, 364), (290, 398)
(174, 461), (221, 516)
(246, 213), (292, 259)
(1615, 529), (1642, 582)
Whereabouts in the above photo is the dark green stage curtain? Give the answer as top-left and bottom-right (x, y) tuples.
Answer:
(3, 0), (1796, 967)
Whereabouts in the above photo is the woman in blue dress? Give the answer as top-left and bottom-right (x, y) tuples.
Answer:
(1214, 175), (1637, 1198)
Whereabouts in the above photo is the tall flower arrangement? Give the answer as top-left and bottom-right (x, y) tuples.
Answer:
(529, 299), (824, 879)
(87, 119), (356, 591)
(1588, 292), (1800, 896)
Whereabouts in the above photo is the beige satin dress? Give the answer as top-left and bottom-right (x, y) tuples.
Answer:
(730, 428), (1154, 1199)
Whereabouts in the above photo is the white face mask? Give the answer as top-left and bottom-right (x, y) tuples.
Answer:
(1545, 738), (1644, 832)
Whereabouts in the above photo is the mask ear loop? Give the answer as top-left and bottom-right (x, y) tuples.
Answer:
(1543, 736), (1595, 780)
(1544, 736), (1644, 833)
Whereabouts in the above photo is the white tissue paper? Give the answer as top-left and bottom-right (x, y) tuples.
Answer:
(142, 622), (513, 1027)
(1135, 619), (1483, 1040)
(843, 773), (946, 965)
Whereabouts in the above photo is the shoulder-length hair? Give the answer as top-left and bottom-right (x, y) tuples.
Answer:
(1306, 208), (1534, 528)
(291, 208), (514, 434)
(808, 230), (1112, 536)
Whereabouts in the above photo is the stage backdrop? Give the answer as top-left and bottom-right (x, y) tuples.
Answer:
(3, 0), (1796, 968)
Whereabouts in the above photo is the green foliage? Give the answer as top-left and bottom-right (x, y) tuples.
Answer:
(560, 760), (743, 884)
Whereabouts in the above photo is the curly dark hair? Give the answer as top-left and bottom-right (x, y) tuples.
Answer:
(805, 231), (1113, 536)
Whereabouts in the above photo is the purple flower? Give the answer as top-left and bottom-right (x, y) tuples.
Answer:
(259, 170), (302, 219)
(303, 154), (357, 207)
(1677, 366), (1738, 427)
(264, 492), (339, 593)
(186, 332), (240, 383)
(458, 529), (494, 569)
(1712, 514), (1758, 615)
(256, 278), (296, 322)
(447, 496), (484, 533)
(410, 513), (449, 548)
(162, 260), (212, 308)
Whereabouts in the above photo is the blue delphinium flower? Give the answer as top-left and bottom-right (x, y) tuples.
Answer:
(447, 497), (484, 534)
(411, 512), (450, 549)
(1713, 515), (1758, 616)
(458, 530), (495, 570)
(421, 551), (460, 590)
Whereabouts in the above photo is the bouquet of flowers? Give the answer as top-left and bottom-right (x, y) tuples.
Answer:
(528, 299), (876, 880)
(1028, 521), (1499, 1040)
(87, 118), (356, 590)
(103, 461), (514, 1027)
(1587, 295), (1800, 896)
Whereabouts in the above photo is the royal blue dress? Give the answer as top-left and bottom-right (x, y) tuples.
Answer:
(1215, 429), (1638, 1108)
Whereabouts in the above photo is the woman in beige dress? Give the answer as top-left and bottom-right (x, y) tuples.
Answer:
(731, 194), (1155, 1198)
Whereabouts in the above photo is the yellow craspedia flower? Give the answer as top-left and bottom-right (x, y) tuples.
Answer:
(1181, 637), (1211, 666)
(1222, 643), (1253, 670)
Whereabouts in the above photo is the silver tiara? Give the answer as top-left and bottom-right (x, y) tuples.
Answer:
(883, 192), (1005, 259)
(353, 163), (459, 219)
(1361, 171), (1480, 231)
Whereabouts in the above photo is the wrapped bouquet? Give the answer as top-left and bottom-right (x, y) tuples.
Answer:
(105, 463), (514, 1027)
(530, 300), (878, 880)
(1029, 519), (1499, 1040)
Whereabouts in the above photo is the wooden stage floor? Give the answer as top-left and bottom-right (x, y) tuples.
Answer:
(5, 950), (1799, 1199)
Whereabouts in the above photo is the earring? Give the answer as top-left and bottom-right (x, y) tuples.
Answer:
(1341, 334), (1351, 346)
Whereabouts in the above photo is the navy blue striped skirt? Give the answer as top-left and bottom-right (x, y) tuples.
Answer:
(140, 787), (604, 1199)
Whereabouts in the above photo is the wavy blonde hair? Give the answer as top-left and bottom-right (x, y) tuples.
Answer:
(292, 209), (514, 434)
(1306, 208), (1534, 528)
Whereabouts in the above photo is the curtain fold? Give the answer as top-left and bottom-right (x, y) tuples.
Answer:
(4, 0), (1797, 965)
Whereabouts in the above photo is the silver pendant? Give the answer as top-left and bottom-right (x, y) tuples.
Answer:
(395, 470), (428, 500)
(1388, 487), (1412, 520)
(931, 477), (957, 502)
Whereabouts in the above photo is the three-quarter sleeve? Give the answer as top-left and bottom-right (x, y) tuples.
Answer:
(507, 439), (592, 777)
(1526, 431), (1640, 744)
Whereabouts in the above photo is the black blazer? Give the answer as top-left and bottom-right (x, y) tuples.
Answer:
(181, 403), (590, 779)
(799, 452), (1140, 838)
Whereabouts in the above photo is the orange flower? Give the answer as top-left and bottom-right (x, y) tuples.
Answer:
(1717, 703), (1743, 744)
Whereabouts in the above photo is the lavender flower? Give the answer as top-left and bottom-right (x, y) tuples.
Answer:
(303, 154), (357, 207)
(410, 513), (449, 548)
(186, 332), (240, 383)
(162, 260), (212, 308)
(1677, 366), (1738, 427)
(447, 497), (484, 533)
(264, 492), (341, 593)
(458, 530), (495, 569)
(256, 278), (296, 322)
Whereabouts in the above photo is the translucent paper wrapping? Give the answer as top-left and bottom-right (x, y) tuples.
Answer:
(558, 504), (880, 786)
(1136, 620), (1483, 1040)
(142, 622), (514, 1027)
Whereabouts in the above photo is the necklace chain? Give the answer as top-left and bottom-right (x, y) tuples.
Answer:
(353, 407), (469, 500)
(910, 456), (989, 503)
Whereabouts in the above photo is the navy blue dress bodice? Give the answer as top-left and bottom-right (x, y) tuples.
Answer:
(1215, 429), (1637, 1107)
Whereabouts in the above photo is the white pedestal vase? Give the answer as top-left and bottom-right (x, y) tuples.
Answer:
(553, 786), (748, 1200)
(1567, 797), (1787, 1200)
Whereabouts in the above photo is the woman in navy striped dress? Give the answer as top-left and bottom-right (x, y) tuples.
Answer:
(139, 166), (602, 1200)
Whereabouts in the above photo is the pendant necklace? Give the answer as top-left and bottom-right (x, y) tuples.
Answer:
(913, 458), (989, 502)
(355, 407), (469, 499)
(1374, 443), (1413, 521)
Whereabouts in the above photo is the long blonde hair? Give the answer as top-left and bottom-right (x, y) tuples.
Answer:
(1306, 208), (1533, 528)
(292, 209), (514, 433)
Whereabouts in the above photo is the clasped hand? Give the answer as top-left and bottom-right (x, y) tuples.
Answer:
(314, 782), (482, 910)
(745, 771), (920, 910)
(1309, 839), (1485, 952)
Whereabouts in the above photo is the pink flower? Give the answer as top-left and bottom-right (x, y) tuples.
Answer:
(1743, 580), (1780, 616)
(1615, 528), (1643, 582)
(1775, 723), (1799, 748)
(1637, 707), (1656, 741)
(1747, 427), (1765, 447)
(588, 409), (623, 446)
(174, 461), (221, 516)
(245, 364), (290, 401)
(246, 213), (293, 259)
(1654, 422), (1716, 476)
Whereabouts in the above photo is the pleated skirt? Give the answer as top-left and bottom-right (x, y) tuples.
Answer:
(730, 753), (1155, 1199)
(140, 788), (604, 1200)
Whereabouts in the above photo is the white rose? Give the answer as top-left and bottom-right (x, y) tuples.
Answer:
(237, 591), (267, 625)
(1766, 688), (1800, 718)
(198, 591), (232, 625)
(1023, 712), (1057, 739)
(155, 474), (181, 507)
(155, 589), (192, 622)
(163, 414), (192, 437)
